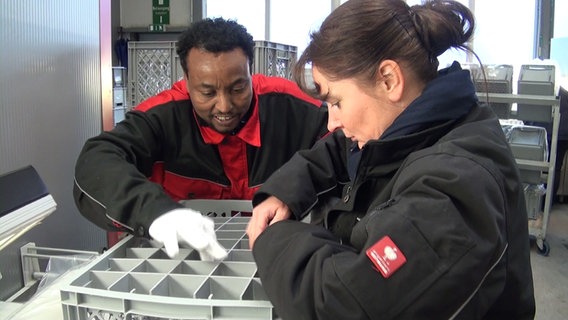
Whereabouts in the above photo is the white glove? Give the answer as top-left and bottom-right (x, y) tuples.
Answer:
(149, 208), (228, 261)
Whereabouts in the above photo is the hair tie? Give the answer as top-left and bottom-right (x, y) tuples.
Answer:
(392, 12), (412, 37)
(409, 8), (416, 20)
(400, 9), (438, 66)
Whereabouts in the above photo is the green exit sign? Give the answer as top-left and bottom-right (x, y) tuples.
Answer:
(152, 0), (170, 25)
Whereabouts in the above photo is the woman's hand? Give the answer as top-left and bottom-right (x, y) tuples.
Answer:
(246, 196), (291, 249)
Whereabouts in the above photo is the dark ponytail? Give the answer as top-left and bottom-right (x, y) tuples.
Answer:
(410, 1), (475, 61)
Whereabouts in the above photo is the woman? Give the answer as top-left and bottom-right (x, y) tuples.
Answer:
(246, 0), (536, 319)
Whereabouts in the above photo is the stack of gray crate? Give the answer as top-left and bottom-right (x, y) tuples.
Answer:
(507, 125), (548, 219)
(517, 64), (556, 122)
(513, 64), (556, 219)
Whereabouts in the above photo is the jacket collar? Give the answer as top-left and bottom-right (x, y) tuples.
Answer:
(193, 90), (261, 147)
(353, 62), (479, 173)
(381, 61), (478, 140)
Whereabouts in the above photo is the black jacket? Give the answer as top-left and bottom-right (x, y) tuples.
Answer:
(73, 74), (328, 237)
(252, 63), (536, 319)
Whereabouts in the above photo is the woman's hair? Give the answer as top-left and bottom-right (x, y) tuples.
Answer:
(176, 17), (255, 76)
(294, 0), (475, 97)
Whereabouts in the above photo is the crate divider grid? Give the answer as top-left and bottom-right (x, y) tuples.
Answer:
(60, 200), (278, 320)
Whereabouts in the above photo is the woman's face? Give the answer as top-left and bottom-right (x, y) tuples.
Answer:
(312, 66), (403, 149)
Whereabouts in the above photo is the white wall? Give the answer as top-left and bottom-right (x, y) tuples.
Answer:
(0, 0), (106, 299)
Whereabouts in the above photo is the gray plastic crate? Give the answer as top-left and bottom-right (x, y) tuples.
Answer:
(474, 64), (514, 119)
(60, 201), (276, 320)
(127, 41), (181, 108)
(253, 40), (297, 79)
(517, 64), (555, 122)
(508, 125), (548, 184)
(523, 184), (545, 220)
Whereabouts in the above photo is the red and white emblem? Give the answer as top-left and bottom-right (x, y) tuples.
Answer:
(366, 236), (407, 278)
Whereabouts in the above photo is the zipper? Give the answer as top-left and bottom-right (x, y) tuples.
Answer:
(376, 198), (396, 210)
(357, 198), (396, 222)
(448, 243), (508, 319)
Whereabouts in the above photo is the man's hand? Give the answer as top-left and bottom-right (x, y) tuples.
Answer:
(246, 196), (291, 249)
(149, 208), (228, 261)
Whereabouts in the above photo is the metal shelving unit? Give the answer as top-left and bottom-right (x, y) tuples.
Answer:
(477, 92), (561, 255)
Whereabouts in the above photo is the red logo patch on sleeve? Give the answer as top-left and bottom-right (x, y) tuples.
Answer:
(365, 236), (407, 278)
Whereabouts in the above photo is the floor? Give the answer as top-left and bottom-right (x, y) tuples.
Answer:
(531, 201), (568, 320)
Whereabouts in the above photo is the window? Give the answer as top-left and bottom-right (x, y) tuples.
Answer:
(206, 0), (265, 41)
(269, 0), (331, 55)
(206, 0), (331, 57)
(205, 0), (562, 78)
(405, 0), (536, 69)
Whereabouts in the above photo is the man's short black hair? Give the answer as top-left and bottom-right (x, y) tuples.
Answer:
(177, 17), (255, 76)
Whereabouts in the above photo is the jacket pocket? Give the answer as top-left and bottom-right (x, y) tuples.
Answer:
(335, 205), (476, 319)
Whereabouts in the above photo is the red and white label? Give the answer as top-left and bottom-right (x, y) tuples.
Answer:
(366, 236), (407, 278)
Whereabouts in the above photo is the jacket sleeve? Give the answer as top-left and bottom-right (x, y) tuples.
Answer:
(73, 110), (182, 236)
(253, 153), (510, 320)
(252, 131), (350, 219)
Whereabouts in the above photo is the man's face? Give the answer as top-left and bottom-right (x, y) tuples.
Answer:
(185, 47), (253, 134)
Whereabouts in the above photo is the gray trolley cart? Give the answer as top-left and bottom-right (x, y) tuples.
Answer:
(478, 92), (561, 256)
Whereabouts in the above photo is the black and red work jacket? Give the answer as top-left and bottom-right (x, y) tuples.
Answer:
(73, 74), (328, 236)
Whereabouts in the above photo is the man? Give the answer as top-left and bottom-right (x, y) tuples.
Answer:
(73, 17), (328, 260)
